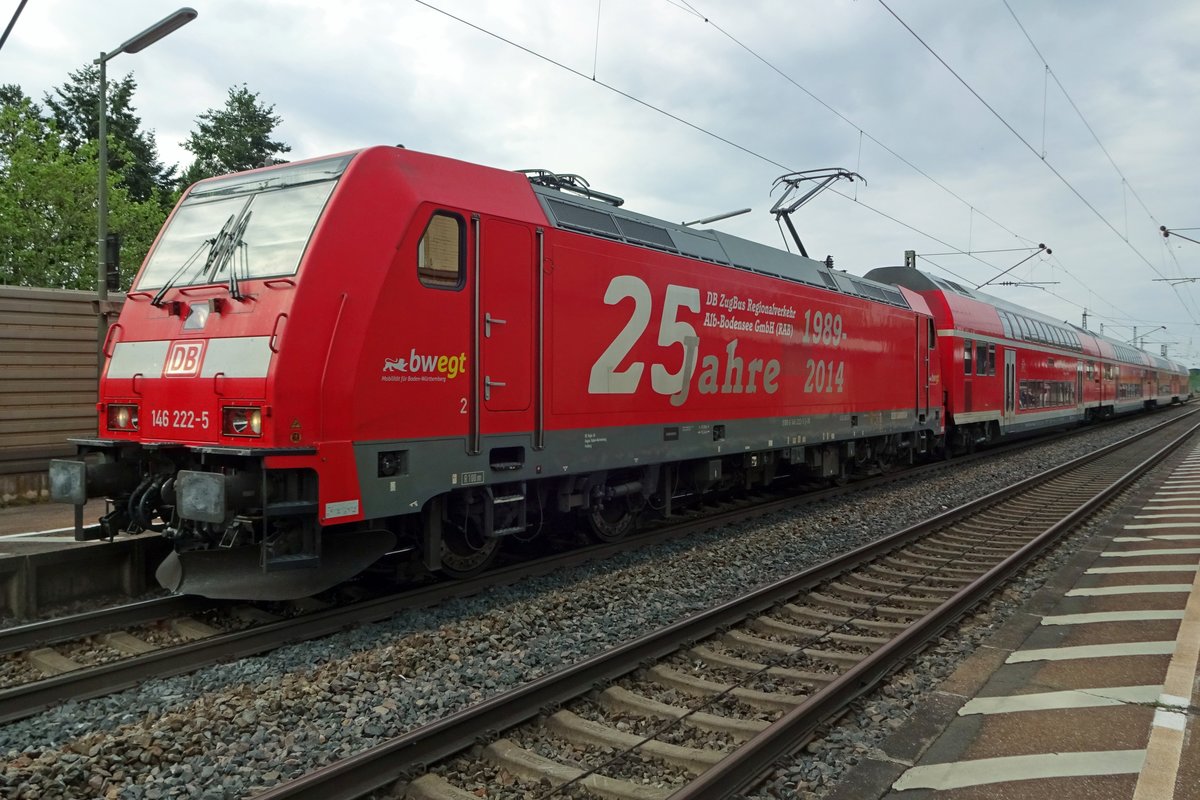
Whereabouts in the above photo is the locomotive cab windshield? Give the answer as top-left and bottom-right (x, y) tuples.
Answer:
(137, 153), (351, 294)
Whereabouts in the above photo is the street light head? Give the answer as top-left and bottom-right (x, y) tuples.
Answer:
(115, 7), (197, 56)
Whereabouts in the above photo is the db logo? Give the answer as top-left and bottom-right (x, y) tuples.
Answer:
(163, 341), (206, 377)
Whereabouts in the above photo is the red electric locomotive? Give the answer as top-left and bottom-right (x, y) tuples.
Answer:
(50, 146), (1184, 601)
(51, 146), (945, 599)
(866, 265), (1189, 449)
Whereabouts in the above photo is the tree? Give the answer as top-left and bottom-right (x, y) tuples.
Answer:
(43, 64), (176, 205)
(180, 84), (290, 186)
(0, 86), (165, 289)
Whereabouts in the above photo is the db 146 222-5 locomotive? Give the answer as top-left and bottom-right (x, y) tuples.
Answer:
(49, 146), (1188, 600)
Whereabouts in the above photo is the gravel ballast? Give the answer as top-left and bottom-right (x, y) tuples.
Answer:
(0, 410), (1189, 799)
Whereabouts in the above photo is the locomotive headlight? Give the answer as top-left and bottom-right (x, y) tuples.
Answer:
(222, 406), (263, 437)
(106, 404), (139, 431)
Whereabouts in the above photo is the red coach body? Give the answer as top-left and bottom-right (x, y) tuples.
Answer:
(866, 266), (1188, 449)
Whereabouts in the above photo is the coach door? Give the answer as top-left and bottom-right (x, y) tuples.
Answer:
(477, 218), (534, 422)
(1076, 362), (1084, 412)
(1003, 348), (1016, 423)
(916, 317), (932, 420)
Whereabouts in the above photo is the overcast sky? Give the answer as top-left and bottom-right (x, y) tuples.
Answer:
(5, 1), (1200, 364)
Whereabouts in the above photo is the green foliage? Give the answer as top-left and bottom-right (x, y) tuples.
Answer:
(0, 71), (292, 291)
(181, 85), (291, 186)
(0, 87), (165, 290)
(43, 64), (177, 207)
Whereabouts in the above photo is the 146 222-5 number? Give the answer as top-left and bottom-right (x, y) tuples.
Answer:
(151, 409), (209, 429)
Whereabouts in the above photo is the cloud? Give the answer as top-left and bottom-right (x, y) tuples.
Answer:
(3, 0), (1197, 360)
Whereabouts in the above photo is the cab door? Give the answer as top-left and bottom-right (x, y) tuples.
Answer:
(916, 316), (932, 420)
(478, 219), (533, 419)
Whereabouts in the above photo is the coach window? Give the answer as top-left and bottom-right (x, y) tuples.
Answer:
(417, 212), (465, 289)
(964, 339), (973, 375)
(976, 342), (987, 375)
(988, 344), (996, 375)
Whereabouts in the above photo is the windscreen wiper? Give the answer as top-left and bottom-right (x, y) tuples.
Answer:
(150, 223), (228, 308)
(226, 209), (252, 300)
(201, 212), (239, 284)
(202, 200), (253, 290)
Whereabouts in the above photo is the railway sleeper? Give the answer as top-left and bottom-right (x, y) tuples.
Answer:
(26, 648), (82, 676)
(598, 686), (769, 742)
(905, 542), (1001, 561)
(749, 614), (890, 646)
(826, 581), (947, 606)
(100, 632), (157, 656)
(781, 602), (910, 632)
(544, 709), (725, 774)
(647, 665), (802, 713)
(687, 645), (832, 687)
(483, 737), (671, 800)
(805, 591), (922, 620)
(881, 555), (985, 576)
(404, 773), (485, 800)
(722, 629), (865, 667)
(850, 571), (960, 596)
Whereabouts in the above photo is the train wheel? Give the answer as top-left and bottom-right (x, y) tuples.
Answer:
(439, 517), (499, 578)
(587, 499), (638, 543)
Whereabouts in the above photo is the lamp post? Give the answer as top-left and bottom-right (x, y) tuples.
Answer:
(95, 7), (196, 362)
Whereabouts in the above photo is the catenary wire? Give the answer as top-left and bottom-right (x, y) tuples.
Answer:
(412, 1), (1194, 353)
(1001, 0), (1200, 331)
(875, 0), (1192, 314)
(411, 0), (1004, 273)
(667, 1), (1167, 336)
(1002, 0), (1170, 234)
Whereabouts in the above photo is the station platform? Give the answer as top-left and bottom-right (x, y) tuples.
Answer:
(834, 438), (1200, 799)
(0, 500), (164, 618)
(0, 498), (106, 538)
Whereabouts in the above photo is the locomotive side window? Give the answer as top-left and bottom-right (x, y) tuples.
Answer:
(963, 339), (973, 375)
(928, 319), (936, 348)
(418, 213), (465, 289)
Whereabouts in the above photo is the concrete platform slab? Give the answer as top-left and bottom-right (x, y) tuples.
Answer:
(855, 437), (1200, 799)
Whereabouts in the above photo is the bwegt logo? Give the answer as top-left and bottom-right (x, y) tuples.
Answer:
(382, 348), (467, 382)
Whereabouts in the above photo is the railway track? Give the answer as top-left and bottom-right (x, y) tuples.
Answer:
(245, 409), (1200, 799)
(0, 407), (1188, 727)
